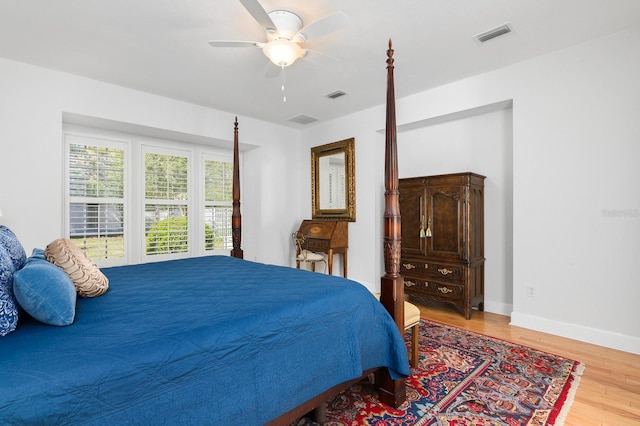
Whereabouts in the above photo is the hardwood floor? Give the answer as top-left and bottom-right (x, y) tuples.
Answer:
(415, 302), (640, 426)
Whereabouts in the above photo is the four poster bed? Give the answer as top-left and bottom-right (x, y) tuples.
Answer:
(0, 42), (407, 424)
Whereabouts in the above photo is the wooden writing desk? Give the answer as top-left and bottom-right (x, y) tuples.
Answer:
(296, 220), (348, 277)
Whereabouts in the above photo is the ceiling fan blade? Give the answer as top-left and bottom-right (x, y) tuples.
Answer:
(295, 11), (348, 41)
(208, 40), (264, 48)
(239, 0), (276, 33)
(301, 48), (340, 62)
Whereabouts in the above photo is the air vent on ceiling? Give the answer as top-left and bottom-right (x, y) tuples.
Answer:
(473, 23), (513, 43)
(288, 114), (319, 125)
(325, 90), (347, 99)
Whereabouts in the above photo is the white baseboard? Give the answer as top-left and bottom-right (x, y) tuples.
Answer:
(483, 301), (513, 316)
(510, 311), (640, 355)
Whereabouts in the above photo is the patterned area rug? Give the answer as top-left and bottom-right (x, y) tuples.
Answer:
(294, 319), (584, 425)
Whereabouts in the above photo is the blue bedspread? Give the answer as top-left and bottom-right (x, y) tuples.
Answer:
(0, 256), (409, 425)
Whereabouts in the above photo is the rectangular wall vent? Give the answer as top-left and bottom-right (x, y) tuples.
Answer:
(325, 90), (347, 99)
(288, 114), (319, 125)
(473, 23), (513, 43)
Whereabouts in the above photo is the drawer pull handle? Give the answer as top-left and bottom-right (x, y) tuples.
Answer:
(438, 286), (453, 294)
(403, 263), (416, 270)
(405, 280), (417, 287)
(438, 268), (453, 275)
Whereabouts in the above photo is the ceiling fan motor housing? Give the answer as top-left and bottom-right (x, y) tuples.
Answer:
(268, 10), (303, 40)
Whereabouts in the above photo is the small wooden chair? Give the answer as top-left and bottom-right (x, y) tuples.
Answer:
(292, 232), (326, 272)
(374, 293), (420, 367)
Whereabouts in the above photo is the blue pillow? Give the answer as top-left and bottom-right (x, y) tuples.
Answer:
(0, 244), (19, 336)
(30, 248), (46, 260)
(0, 226), (27, 335)
(0, 226), (27, 271)
(13, 258), (76, 326)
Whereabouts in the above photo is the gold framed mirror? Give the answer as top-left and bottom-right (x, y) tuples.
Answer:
(311, 138), (356, 221)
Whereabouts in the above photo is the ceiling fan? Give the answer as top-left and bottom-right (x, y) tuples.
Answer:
(208, 0), (348, 77)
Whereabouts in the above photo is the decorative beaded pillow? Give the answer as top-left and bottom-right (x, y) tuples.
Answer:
(45, 238), (109, 298)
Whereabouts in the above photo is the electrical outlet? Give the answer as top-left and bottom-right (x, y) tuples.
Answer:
(527, 286), (535, 298)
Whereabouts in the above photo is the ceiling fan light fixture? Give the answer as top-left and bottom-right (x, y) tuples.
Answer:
(263, 39), (303, 67)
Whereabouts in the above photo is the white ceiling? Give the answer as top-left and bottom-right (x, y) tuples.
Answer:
(2, 0), (640, 128)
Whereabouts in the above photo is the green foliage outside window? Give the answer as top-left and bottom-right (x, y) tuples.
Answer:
(145, 153), (188, 200)
(204, 160), (233, 202)
(69, 144), (125, 198)
(146, 216), (216, 254)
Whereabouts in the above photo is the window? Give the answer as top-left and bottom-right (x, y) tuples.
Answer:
(64, 128), (235, 264)
(203, 157), (233, 251)
(144, 149), (189, 256)
(66, 136), (126, 261)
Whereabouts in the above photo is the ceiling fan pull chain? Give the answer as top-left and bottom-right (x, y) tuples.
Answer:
(281, 64), (287, 102)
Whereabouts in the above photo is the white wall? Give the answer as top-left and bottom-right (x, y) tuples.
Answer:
(302, 25), (640, 354)
(0, 57), (302, 267)
(507, 26), (640, 353)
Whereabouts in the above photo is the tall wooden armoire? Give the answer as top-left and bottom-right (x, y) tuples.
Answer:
(399, 172), (485, 319)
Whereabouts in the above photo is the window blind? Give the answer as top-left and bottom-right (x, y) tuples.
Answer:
(204, 159), (233, 251)
(144, 152), (189, 255)
(67, 141), (125, 261)
(69, 144), (124, 198)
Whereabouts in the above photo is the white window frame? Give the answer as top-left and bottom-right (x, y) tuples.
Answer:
(63, 133), (129, 267)
(202, 153), (235, 254)
(63, 126), (237, 266)
(141, 144), (192, 263)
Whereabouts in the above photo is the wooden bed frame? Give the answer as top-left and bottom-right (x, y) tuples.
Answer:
(231, 40), (407, 425)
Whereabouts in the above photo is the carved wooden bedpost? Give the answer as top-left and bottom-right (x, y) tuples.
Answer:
(231, 117), (243, 259)
(377, 39), (407, 408)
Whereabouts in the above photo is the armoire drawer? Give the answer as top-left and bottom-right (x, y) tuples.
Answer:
(404, 277), (464, 302)
(400, 259), (429, 275)
(425, 281), (464, 301)
(401, 259), (464, 282)
(403, 277), (429, 292)
(423, 262), (464, 282)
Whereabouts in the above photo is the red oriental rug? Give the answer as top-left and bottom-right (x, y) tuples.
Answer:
(295, 319), (584, 425)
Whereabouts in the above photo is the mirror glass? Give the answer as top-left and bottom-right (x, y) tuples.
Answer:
(318, 152), (346, 209)
(311, 138), (355, 221)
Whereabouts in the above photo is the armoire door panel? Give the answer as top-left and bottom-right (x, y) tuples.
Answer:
(427, 187), (464, 259)
(399, 181), (427, 257)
